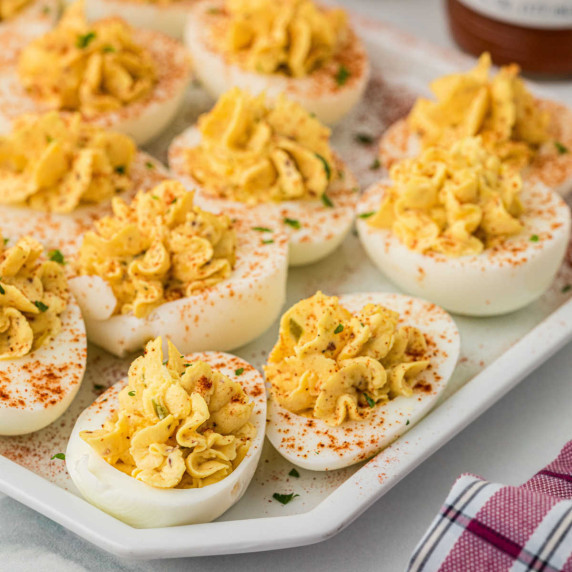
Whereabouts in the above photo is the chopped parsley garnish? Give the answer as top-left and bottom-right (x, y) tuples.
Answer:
(3, 238), (8, 245)
(252, 226), (273, 233)
(334, 65), (350, 86)
(102, 45), (116, 53)
(284, 218), (301, 229)
(128, 391), (136, 396)
(48, 249), (65, 264)
(562, 285), (572, 293)
(152, 399), (168, 420)
(289, 468), (300, 478)
(370, 158), (381, 170)
(34, 301), (49, 312)
(273, 492), (299, 505)
(51, 453), (65, 461)
(46, 135), (54, 144)
(145, 161), (154, 169)
(289, 318), (303, 341)
(555, 141), (569, 155)
(151, 195), (159, 200)
(93, 384), (105, 392)
(235, 368), (244, 376)
(355, 133), (374, 145)
(262, 239), (274, 244)
(315, 153), (331, 180)
(163, 359), (168, 365)
(364, 393), (375, 408)
(76, 31), (96, 49)
(530, 234), (540, 242)
(334, 324), (344, 334)
(0, 283), (4, 295)
(406, 419), (410, 426)
(115, 165), (126, 175)
(358, 211), (375, 219)
(321, 193), (334, 208)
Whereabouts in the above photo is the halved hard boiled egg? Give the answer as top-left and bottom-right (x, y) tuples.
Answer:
(184, 0), (370, 125)
(265, 291), (460, 471)
(359, 139), (571, 316)
(85, 0), (196, 39)
(0, 234), (87, 436)
(169, 88), (359, 266)
(66, 338), (266, 528)
(0, 3), (192, 145)
(68, 180), (289, 357)
(0, 0), (59, 68)
(0, 112), (171, 257)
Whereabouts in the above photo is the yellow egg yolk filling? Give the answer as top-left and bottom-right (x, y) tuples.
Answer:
(408, 53), (550, 170)
(0, 235), (69, 360)
(18, 2), (157, 117)
(77, 180), (236, 318)
(81, 337), (256, 489)
(0, 112), (136, 213)
(0, 0), (30, 20)
(185, 88), (336, 204)
(265, 291), (429, 427)
(369, 137), (524, 257)
(225, 0), (348, 77)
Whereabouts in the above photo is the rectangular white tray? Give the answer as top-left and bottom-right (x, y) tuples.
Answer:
(1, 14), (572, 560)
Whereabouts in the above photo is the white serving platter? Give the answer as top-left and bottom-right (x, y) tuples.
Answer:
(1, 13), (572, 560)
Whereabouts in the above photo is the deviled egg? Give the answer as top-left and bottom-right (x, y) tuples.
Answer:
(66, 337), (266, 527)
(69, 180), (288, 356)
(184, 0), (370, 125)
(169, 88), (359, 266)
(379, 53), (572, 197)
(265, 291), (460, 471)
(85, 0), (196, 39)
(358, 137), (571, 316)
(0, 2), (192, 145)
(0, 233), (87, 436)
(0, 0), (59, 68)
(0, 111), (170, 255)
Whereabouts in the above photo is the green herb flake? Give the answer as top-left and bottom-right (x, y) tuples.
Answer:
(370, 158), (381, 170)
(289, 468), (300, 478)
(48, 249), (65, 264)
(530, 234), (540, 242)
(207, 6), (221, 14)
(46, 135), (54, 144)
(51, 453), (65, 461)
(252, 226), (273, 233)
(42, 6), (50, 14)
(562, 285), (572, 294)
(262, 239), (274, 245)
(358, 211), (375, 219)
(34, 300), (49, 312)
(321, 193), (334, 208)
(315, 153), (331, 180)
(93, 384), (105, 392)
(76, 31), (96, 49)
(364, 393), (375, 408)
(334, 324), (344, 334)
(151, 195), (159, 200)
(115, 165), (126, 175)
(273, 492), (299, 505)
(0, 283), (4, 295)
(355, 133), (374, 145)
(3, 238), (8, 245)
(152, 399), (168, 420)
(284, 218), (301, 229)
(102, 45), (116, 53)
(145, 161), (154, 169)
(406, 419), (410, 426)
(235, 367), (244, 376)
(334, 65), (350, 86)
(555, 141), (569, 155)
(289, 318), (303, 341)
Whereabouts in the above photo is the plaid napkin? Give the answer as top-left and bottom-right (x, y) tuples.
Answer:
(408, 441), (572, 571)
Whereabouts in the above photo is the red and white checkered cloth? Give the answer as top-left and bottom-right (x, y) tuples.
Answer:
(408, 441), (572, 571)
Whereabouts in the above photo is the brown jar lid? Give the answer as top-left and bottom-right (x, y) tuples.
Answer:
(447, 0), (572, 76)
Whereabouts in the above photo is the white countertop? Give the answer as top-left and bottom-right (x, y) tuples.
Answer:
(3, 2), (572, 571)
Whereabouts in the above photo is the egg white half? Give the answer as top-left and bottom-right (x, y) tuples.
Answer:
(357, 180), (571, 316)
(169, 126), (359, 266)
(66, 351), (266, 528)
(379, 99), (572, 197)
(0, 0), (59, 68)
(68, 206), (289, 357)
(184, 0), (370, 125)
(0, 152), (170, 259)
(0, 295), (87, 436)
(266, 292), (460, 471)
(85, 0), (196, 39)
(0, 28), (192, 145)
